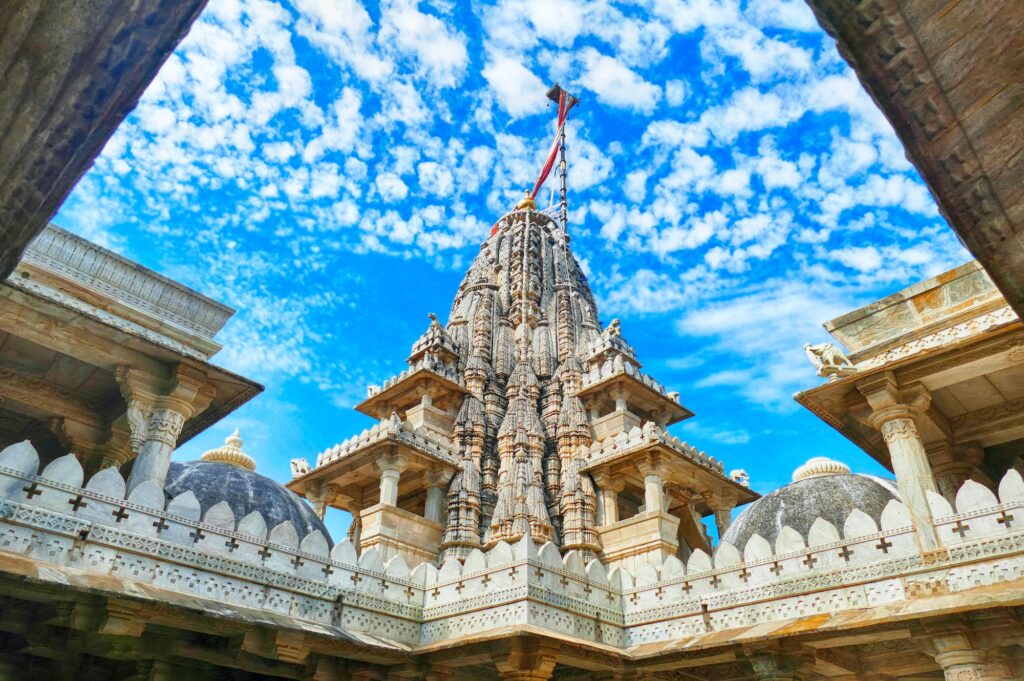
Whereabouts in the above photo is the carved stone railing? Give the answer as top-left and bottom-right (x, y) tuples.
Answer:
(2, 440), (1024, 652)
(365, 356), (464, 399)
(581, 355), (676, 401)
(314, 414), (459, 468)
(582, 423), (725, 474)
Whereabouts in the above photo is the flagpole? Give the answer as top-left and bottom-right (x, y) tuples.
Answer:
(546, 84), (578, 234)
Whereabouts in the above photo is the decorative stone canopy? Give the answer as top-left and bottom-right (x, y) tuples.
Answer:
(200, 429), (256, 471)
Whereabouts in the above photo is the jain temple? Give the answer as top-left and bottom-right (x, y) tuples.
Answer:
(1, 1), (1024, 680)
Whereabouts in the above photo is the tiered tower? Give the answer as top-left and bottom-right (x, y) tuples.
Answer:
(288, 200), (756, 569)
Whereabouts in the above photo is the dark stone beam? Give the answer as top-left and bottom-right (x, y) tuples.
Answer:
(0, 0), (209, 278)
(804, 0), (1024, 318)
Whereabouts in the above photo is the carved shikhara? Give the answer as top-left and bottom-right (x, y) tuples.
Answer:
(3, 440), (1024, 654)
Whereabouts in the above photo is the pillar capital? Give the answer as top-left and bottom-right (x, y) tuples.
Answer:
(491, 638), (559, 681)
(374, 452), (409, 476)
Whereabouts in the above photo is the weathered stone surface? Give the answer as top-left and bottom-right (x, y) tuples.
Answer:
(0, 1), (209, 278)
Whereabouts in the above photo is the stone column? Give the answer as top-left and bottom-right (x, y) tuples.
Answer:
(122, 366), (214, 494)
(592, 472), (624, 525)
(923, 621), (1014, 681)
(859, 375), (940, 553)
(375, 453), (407, 507)
(492, 638), (559, 681)
(424, 467), (453, 522)
(706, 491), (736, 539)
(637, 456), (666, 514)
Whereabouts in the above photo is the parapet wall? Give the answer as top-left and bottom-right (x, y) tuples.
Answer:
(1, 440), (1023, 654)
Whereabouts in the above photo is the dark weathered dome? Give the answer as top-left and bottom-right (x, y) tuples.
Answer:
(721, 458), (899, 550)
(166, 460), (331, 546)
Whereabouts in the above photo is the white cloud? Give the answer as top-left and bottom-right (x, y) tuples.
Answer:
(483, 55), (548, 118)
(380, 0), (469, 88)
(578, 48), (661, 114)
(375, 172), (409, 202)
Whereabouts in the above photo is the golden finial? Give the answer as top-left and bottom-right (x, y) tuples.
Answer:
(200, 428), (257, 471)
(515, 191), (536, 211)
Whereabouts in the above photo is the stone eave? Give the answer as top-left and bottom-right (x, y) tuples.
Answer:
(581, 440), (759, 511)
(794, 321), (1024, 470)
(356, 368), (467, 420)
(577, 372), (693, 426)
(287, 430), (459, 501)
(15, 224), (235, 357)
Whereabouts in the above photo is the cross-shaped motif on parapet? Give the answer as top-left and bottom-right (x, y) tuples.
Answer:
(67, 495), (87, 511)
(838, 545), (853, 562)
(605, 591), (615, 603)
(151, 517), (169, 534)
(681, 581), (693, 595)
(321, 564), (334, 578)
(481, 574), (491, 587)
(654, 587), (664, 599)
(628, 592), (639, 604)
(769, 561), (783, 576)
(738, 568), (751, 583)
(258, 546), (273, 561)
(998, 511), (1015, 528)
(507, 566), (518, 579)
(582, 584), (592, 594)
(21, 483), (42, 499)
(290, 554), (304, 569)
(189, 528), (205, 544)
(560, 575), (570, 587)
(709, 574), (722, 588)
(802, 553), (818, 569)
(430, 587), (441, 598)
(951, 520), (970, 537)
(875, 537), (893, 553)
(455, 581), (465, 594)
(349, 572), (362, 585)
(224, 537), (239, 552)
(111, 506), (130, 523)
(404, 585), (416, 598)
(534, 567), (544, 579)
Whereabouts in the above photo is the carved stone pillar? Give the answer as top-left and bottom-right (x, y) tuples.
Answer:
(921, 621), (1014, 681)
(424, 467), (453, 522)
(492, 638), (559, 681)
(592, 472), (624, 525)
(860, 375), (940, 553)
(706, 491), (736, 539)
(122, 366), (214, 494)
(375, 453), (407, 507)
(746, 652), (804, 681)
(637, 455), (666, 514)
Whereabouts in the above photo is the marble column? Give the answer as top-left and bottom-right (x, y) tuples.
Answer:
(492, 638), (559, 681)
(925, 623), (1013, 681)
(424, 468), (453, 522)
(375, 454), (407, 507)
(860, 375), (940, 553)
(122, 366), (213, 494)
(592, 473), (624, 525)
(637, 456), (666, 514)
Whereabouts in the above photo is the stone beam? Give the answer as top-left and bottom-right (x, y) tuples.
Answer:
(0, 0), (209, 278)
(0, 365), (107, 429)
(803, 0), (1024, 318)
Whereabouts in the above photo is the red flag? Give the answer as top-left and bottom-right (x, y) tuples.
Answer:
(529, 91), (578, 200)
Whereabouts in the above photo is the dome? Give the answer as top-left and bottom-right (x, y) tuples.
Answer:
(721, 457), (899, 550)
(165, 460), (332, 546)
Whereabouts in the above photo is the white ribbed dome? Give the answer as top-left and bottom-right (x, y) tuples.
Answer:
(792, 456), (850, 482)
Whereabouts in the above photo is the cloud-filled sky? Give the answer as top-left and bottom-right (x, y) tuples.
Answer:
(56, 0), (967, 539)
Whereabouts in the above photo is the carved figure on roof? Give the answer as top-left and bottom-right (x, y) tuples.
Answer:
(804, 342), (857, 382)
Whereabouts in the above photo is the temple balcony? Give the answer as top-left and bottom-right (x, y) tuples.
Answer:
(582, 423), (759, 572)
(357, 358), (467, 438)
(578, 357), (693, 438)
(286, 414), (458, 565)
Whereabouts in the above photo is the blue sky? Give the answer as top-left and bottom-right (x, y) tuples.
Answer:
(55, 0), (967, 540)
